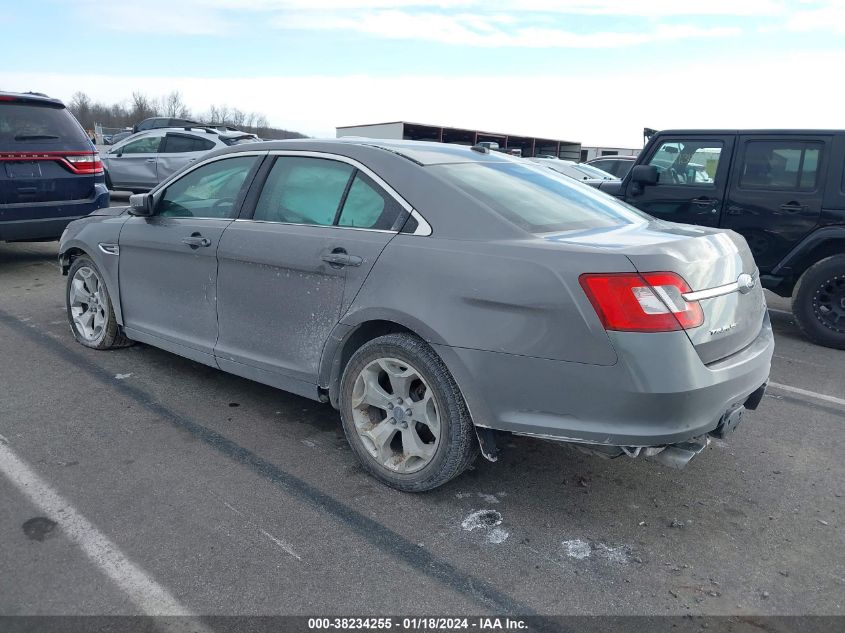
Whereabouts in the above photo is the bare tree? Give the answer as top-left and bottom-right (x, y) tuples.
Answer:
(159, 91), (191, 118)
(129, 91), (157, 121)
(68, 92), (94, 128)
(71, 91), (306, 140)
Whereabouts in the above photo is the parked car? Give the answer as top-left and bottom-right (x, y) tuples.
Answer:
(59, 139), (772, 491)
(529, 157), (617, 184)
(596, 129), (845, 349)
(569, 161), (619, 181)
(585, 155), (637, 178)
(107, 129), (133, 146)
(0, 91), (108, 242)
(133, 116), (201, 134)
(102, 127), (257, 191)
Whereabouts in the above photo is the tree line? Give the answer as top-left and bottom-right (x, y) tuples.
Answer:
(67, 90), (307, 140)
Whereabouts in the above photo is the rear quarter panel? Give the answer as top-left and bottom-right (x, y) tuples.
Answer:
(343, 234), (631, 367)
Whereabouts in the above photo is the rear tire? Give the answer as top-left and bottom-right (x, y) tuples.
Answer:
(66, 255), (132, 350)
(338, 333), (479, 492)
(792, 254), (845, 350)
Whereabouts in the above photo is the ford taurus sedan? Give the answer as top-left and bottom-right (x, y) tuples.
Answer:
(58, 139), (773, 491)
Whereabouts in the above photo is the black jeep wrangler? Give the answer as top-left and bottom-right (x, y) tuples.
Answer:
(597, 130), (845, 349)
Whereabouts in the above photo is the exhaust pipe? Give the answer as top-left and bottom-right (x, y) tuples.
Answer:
(648, 435), (710, 469)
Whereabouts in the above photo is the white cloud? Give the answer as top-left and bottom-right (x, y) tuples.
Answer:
(72, 0), (800, 39)
(4, 49), (844, 148)
(210, 0), (784, 17)
(279, 10), (741, 47)
(787, 1), (845, 33)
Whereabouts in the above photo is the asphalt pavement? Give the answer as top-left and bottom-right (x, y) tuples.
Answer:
(0, 235), (843, 620)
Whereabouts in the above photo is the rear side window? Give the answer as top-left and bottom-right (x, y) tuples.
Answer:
(0, 102), (88, 147)
(337, 173), (403, 229)
(740, 141), (822, 190)
(253, 157), (353, 225)
(432, 161), (647, 233)
(120, 136), (162, 154)
(162, 134), (215, 153)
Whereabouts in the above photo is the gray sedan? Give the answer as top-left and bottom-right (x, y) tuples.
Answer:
(58, 139), (773, 491)
(101, 127), (256, 192)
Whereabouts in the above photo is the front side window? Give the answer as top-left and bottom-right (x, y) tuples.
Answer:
(120, 135), (162, 154)
(253, 157), (354, 225)
(162, 134), (215, 153)
(648, 140), (722, 185)
(432, 161), (647, 234)
(157, 156), (256, 219)
(740, 141), (822, 190)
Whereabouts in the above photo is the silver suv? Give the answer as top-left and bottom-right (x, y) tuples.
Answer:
(102, 127), (257, 192)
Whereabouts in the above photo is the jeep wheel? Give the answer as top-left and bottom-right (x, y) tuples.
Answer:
(792, 254), (845, 350)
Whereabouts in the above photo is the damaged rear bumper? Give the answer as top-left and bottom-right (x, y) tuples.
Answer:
(437, 315), (773, 465)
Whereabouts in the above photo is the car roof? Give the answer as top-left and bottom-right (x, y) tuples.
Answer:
(215, 138), (517, 166)
(588, 155), (636, 161)
(656, 129), (845, 135)
(0, 91), (64, 107)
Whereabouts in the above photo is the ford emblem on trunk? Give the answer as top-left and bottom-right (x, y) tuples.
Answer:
(737, 273), (756, 294)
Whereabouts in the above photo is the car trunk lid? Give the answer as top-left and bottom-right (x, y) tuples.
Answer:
(549, 220), (766, 364)
(620, 223), (766, 364)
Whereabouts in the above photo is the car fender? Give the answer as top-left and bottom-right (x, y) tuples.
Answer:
(318, 310), (498, 437)
(771, 225), (845, 276)
(59, 217), (127, 324)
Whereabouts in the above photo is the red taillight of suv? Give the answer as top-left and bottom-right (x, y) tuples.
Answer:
(579, 272), (704, 332)
(0, 151), (103, 175)
(61, 152), (103, 175)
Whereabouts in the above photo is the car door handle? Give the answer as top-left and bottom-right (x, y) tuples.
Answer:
(145, 158), (156, 163)
(691, 197), (719, 207)
(780, 201), (808, 212)
(726, 204), (744, 215)
(321, 249), (362, 267)
(181, 234), (211, 249)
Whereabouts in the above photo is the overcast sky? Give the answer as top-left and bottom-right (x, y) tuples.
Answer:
(2, 0), (844, 147)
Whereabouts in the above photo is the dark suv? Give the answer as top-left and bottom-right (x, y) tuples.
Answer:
(597, 130), (845, 349)
(132, 117), (201, 134)
(1, 92), (109, 242)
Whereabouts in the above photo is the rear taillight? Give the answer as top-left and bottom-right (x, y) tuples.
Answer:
(0, 151), (103, 175)
(579, 272), (704, 332)
(62, 153), (103, 175)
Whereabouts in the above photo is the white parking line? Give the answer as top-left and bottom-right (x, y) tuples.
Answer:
(768, 382), (845, 408)
(0, 440), (209, 626)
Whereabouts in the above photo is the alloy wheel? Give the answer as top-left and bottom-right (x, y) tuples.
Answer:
(69, 266), (107, 342)
(350, 357), (440, 474)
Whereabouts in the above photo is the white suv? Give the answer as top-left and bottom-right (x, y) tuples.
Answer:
(102, 127), (257, 192)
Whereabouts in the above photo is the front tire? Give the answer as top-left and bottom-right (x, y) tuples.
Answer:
(66, 255), (132, 350)
(339, 333), (479, 492)
(792, 254), (845, 350)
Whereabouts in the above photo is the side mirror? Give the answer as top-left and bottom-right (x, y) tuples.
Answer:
(630, 164), (659, 186)
(128, 193), (155, 217)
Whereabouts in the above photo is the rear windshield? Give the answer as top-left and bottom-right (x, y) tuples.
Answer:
(0, 102), (88, 147)
(220, 135), (257, 146)
(431, 161), (647, 233)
